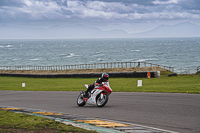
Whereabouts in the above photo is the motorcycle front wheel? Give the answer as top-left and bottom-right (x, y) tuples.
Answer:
(96, 94), (108, 107)
(77, 94), (85, 106)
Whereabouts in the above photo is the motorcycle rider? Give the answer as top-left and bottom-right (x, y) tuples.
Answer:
(84, 73), (109, 97)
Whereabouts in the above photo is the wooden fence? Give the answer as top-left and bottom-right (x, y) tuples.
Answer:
(0, 62), (174, 72)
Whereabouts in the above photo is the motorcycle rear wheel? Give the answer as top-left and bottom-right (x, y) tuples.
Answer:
(77, 94), (86, 106)
(96, 94), (108, 107)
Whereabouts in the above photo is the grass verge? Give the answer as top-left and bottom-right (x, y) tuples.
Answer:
(0, 110), (96, 133)
(0, 72), (199, 94)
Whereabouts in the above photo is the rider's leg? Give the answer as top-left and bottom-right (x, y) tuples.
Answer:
(86, 84), (94, 93)
(84, 84), (94, 97)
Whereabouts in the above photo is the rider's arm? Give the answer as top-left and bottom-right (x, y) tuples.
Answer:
(96, 77), (103, 84)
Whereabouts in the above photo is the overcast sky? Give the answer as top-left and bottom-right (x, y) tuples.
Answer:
(0, 0), (200, 33)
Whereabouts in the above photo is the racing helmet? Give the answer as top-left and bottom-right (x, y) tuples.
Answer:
(102, 73), (109, 81)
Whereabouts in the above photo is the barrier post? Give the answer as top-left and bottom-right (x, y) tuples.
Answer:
(137, 80), (142, 87)
(147, 72), (151, 78)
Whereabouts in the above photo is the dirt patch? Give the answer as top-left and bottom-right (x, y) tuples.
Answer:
(0, 67), (168, 74)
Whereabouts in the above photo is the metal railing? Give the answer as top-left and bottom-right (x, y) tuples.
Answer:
(0, 62), (174, 72)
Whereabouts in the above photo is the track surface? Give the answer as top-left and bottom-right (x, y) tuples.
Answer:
(0, 91), (199, 133)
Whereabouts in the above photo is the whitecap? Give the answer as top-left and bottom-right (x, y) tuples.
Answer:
(136, 59), (147, 62)
(66, 53), (79, 58)
(93, 53), (105, 57)
(93, 52), (105, 57)
(98, 58), (103, 61)
(136, 58), (160, 62)
(66, 53), (74, 58)
(123, 59), (135, 62)
(131, 50), (140, 52)
(147, 58), (160, 61)
(6, 45), (13, 48)
(0, 45), (13, 48)
(59, 54), (67, 56)
(30, 58), (40, 61)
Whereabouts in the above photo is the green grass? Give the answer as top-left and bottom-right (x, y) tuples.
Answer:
(0, 110), (96, 133)
(0, 72), (200, 94)
(111, 74), (200, 93)
(0, 77), (93, 91)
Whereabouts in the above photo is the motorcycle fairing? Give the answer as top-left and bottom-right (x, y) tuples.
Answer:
(86, 89), (103, 105)
(95, 84), (112, 94)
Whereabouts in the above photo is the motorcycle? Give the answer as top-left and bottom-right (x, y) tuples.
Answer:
(77, 82), (112, 107)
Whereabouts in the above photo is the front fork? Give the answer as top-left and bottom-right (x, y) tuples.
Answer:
(100, 92), (107, 100)
(100, 93), (104, 99)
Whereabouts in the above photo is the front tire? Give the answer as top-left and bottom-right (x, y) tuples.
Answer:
(77, 94), (85, 106)
(96, 94), (108, 107)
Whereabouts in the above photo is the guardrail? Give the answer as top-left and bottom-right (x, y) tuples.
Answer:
(0, 62), (174, 72)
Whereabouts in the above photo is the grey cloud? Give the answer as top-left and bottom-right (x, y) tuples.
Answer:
(0, 0), (24, 7)
(180, 0), (200, 11)
(152, 0), (180, 5)
(80, 0), (155, 6)
(0, 0), (70, 21)
(0, 0), (200, 25)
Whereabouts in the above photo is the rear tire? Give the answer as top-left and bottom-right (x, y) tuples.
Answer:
(96, 94), (108, 107)
(77, 94), (85, 106)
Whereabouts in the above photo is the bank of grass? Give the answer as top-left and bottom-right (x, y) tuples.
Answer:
(0, 110), (96, 133)
(0, 71), (200, 94)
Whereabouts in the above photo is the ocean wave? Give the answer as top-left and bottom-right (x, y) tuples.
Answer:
(159, 43), (172, 46)
(93, 54), (105, 57)
(131, 50), (140, 52)
(93, 52), (105, 57)
(123, 59), (135, 62)
(98, 58), (103, 61)
(66, 53), (79, 58)
(136, 58), (160, 62)
(0, 45), (13, 48)
(59, 54), (67, 56)
(30, 58), (41, 61)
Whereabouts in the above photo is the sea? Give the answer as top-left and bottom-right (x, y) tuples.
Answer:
(0, 38), (200, 74)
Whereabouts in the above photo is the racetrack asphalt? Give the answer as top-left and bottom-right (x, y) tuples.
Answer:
(0, 91), (199, 133)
